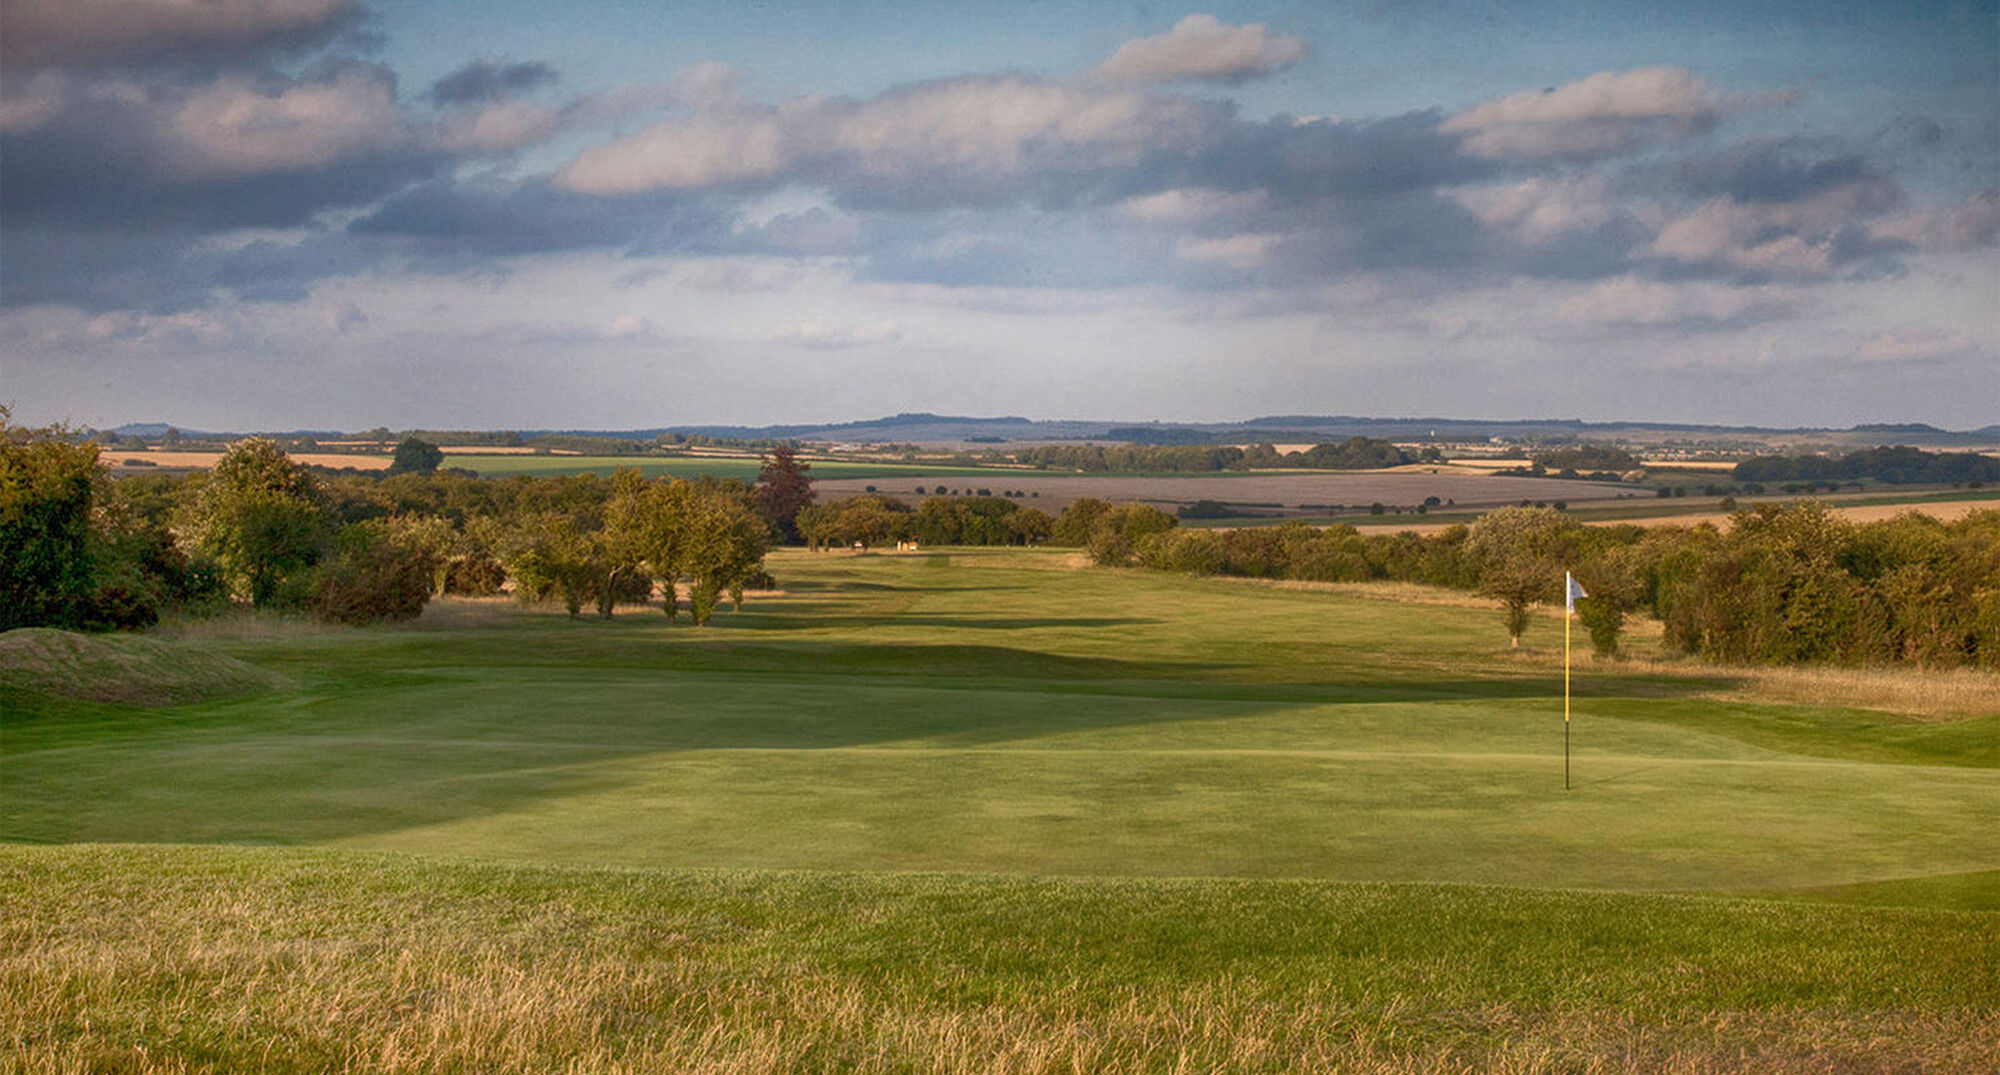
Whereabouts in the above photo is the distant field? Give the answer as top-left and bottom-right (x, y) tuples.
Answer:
(6, 548), (1994, 1071)
(447, 454), (1005, 481)
(815, 469), (1632, 512)
(1344, 488), (2000, 534)
(113, 449), (392, 470)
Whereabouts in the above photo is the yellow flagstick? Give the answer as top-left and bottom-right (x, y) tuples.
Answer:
(1562, 571), (1585, 792)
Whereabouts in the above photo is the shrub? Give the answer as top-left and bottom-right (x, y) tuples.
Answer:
(442, 552), (507, 595)
(313, 522), (440, 625)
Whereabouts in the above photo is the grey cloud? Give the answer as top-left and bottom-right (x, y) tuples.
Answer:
(1656, 140), (1886, 205)
(1, 0), (363, 70)
(0, 225), (389, 313)
(351, 177), (731, 259)
(426, 59), (558, 105)
(0, 61), (442, 230)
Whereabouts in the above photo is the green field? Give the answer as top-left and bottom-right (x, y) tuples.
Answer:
(5, 548), (1996, 1071)
(447, 453), (1009, 481)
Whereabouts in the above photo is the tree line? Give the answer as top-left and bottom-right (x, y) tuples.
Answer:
(1732, 446), (2000, 486)
(794, 493), (1056, 549)
(1069, 497), (2000, 670)
(3, 415), (776, 631)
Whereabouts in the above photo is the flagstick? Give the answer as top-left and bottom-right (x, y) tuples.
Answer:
(1564, 593), (1571, 792)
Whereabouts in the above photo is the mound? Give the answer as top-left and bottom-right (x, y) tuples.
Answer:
(0, 628), (289, 707)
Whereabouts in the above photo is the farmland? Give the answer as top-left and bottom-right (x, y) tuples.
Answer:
(811, 468), (1629, 513)
(5, 547), (1996, 1072)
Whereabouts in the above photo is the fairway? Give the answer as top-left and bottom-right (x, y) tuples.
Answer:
(7, 548), (1997, 898)
(6, 548), (1998, 1072)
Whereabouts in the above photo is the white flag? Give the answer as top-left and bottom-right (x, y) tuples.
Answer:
(1565, 572), (1587, 613)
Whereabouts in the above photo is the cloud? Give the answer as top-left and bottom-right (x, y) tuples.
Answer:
(426, 59), (557, 105)
(158, 63), (409, 180)
(320, 298), (368, 334)
(350, 176), (726, 257)
(1557, 276), (1799, 328)
(1846, 328), (1982, 364)
(1092, 15), (1308, 85)
(1646, 180), (1893, 280)
(606, 314), (654, 338)
(1870, 189), (2000, 252)
(736, 207), (863, 255)
(1449, 175), (1613, 245)
(0, 70), (67, 134)
(1116, 187), (1266, 223)
(1, 0), (362, 69)
(1177, 232), (1282, 269)
(435, 98), (564, 154)
(558, 115), (792, 193)
(1442, 67), (1746, 159)
(1660, 139), (1878, 204)
(0, 61), (436, 230)
(555, 72), (1227, 205)
(768, 318), (902, 349)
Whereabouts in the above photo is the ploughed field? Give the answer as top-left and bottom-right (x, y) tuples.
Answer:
(4, 548), (1995, 1073)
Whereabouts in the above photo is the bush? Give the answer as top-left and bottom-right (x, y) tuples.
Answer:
(313, 523), (440, 625)
(442, 552), (507, 595)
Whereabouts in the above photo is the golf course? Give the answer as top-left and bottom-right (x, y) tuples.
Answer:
(5, 547), (1997, 1072)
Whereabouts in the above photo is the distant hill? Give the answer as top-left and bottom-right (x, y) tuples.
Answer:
(103, 414), (2000, 448)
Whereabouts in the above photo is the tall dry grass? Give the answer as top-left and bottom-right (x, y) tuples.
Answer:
(1617, 658), (2000, 722)
(9, 923), (1992, 1075)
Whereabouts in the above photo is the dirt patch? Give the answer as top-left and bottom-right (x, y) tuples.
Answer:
(0, 628), (290, 707)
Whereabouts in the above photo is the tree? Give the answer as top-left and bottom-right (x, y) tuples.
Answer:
(794, 502), (843, 551)
(754, 445), (815, 542)
(1465, 506), (1577, 646)
(677, 478), (769, 624)
(386, 436), (445, 475)
(1083, 503), (1176, 566)
(178, 438), (331, 607)
(0, 410), (100, 629)
(1574, 546), (1643, 656)
(830, 494), (908, 551)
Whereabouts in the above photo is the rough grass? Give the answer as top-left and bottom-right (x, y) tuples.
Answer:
(4, 845), (1994, 1075)
(0, 628), (289, 707)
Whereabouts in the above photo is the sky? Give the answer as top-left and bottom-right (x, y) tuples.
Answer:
(2, 0), (1996, 431)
